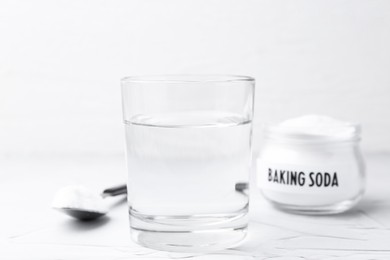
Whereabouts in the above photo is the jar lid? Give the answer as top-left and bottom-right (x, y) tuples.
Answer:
(264, 115), (361, 143)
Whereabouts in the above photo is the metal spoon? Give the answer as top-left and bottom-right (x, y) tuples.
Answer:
(52, 184), (127, 221)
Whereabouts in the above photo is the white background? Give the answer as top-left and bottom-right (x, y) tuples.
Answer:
(1, 0), (390, 156)
(1, 2), (390, 258)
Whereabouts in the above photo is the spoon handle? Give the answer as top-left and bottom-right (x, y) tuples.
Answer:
(101, 184), (127, 197)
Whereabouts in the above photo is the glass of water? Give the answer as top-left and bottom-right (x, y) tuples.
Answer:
(121, 75), (255, 252)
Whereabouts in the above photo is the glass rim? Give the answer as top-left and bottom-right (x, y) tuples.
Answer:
(121, 74), (255, 84)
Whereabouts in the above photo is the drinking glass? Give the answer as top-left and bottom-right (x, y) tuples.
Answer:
(121, 75), (255, 252)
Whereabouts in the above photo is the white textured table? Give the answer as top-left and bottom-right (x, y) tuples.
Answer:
(1, 153), (390, 259)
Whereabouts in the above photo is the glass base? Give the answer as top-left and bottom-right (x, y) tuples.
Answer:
(129, 208), (248, 252)
(266, 194), (363, 215)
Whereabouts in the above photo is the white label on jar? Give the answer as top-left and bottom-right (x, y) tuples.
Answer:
(257, 160), (352, 194)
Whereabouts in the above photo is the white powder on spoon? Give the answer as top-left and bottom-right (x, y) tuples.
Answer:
(52, 185), (108, 213)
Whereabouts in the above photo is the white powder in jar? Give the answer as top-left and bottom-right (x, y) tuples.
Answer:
(266, 115), (359, 142)
(278, 114), (357, 138)
(257, 115), (365, 214)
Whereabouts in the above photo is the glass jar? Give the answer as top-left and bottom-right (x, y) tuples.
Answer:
(257, 123), (365, 214)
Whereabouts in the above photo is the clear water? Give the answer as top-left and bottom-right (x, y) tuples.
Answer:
(125, 112), (252, 252)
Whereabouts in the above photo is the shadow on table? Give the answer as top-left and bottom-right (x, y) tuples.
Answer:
(64, 216), (110, 231)
(63, 196), (127, 231)
(336, 196), (384, 218)
(109, 196), (127, 210)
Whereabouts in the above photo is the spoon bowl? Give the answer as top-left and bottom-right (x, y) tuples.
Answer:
(52, 184), (127, 221)
(55, 207), (106, 221)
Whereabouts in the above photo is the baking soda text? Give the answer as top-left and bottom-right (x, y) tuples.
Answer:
(268, 168), (339, 187)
